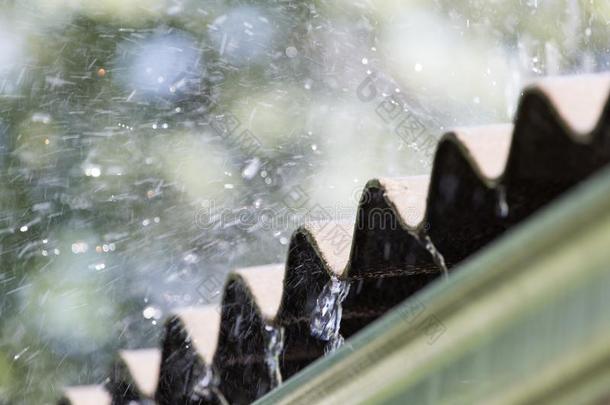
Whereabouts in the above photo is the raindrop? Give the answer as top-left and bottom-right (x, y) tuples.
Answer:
(84, 166), (101, 177)
(241, 158), (261, 180)
(31, 113), (51, 124)
(142, 306), (162, 320)
(13, 347), (28, 361)
(89, 262), (106, 271)
(285, 46), (298, 58)
(71, 242), (88, 254)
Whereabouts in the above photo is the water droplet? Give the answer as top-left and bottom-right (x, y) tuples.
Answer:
(13, 347), (28, 361)
(71, 241), (88, 254)
(89, 262), (106, 271)
(85, 166), (101, 177)
(142, 305), (162, 320)
(241, 158), (261, 180)
(285, 46), (298, 58)
(183, 253), (198, 264)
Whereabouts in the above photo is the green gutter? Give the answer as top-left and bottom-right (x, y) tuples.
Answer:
(257, 165), (610, 405)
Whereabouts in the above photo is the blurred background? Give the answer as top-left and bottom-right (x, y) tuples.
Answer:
(0, 0), (608, 402)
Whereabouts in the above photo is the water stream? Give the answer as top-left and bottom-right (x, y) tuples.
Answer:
(191, 365), (229, 405)
(310, 275), (351, 354)
(417, 231), (449, 279)
(263, 324), (285, 388)
(496, 185), (509, 218)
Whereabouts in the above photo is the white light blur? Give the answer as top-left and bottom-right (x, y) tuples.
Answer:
(115, 31), (202, 98)
(209, 6), (274, 66)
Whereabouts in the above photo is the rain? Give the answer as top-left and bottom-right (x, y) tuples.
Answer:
(0, 0), (608, 402)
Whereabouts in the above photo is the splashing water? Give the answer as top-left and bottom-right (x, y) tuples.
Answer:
(310, 276), (351, 354)
(496, 185), (509, 218)
(191, 365), (229, 405)
(264, 324), (284, 388)
(418, 231), (449, 279)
